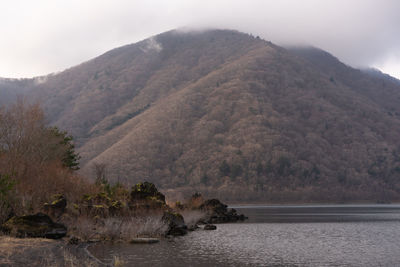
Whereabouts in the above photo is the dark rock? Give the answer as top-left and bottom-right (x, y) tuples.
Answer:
(188, 224), (200, 231)
(130, 238), (160, 244)
(238, 214), (247, 220)
(204, 224), (217, 230)
(201, 199), (227, 212)
(162, 211), (187, 236)
(131, 182), (166, 204)
(43, 194), (67, 218)
(1, 212), (67, 239)
(200, 198), (248, 223)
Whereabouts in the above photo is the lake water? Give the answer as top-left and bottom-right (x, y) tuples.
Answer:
(89, 204), (400, 266)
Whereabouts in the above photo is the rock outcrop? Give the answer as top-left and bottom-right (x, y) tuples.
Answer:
(43, 194), (67, 218)
(204, 224), (217, 230)
(130, 182), (167, 210)
(200, 199), (247, 223)
(131, 182), (166, 203)
(1, 213), (67, 239)
(162, 211), (187, 236)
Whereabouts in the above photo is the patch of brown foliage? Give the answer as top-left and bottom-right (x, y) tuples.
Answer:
(0, 100), (96, 222)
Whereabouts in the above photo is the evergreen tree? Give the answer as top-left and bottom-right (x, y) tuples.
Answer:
(48, 127), (81, 170)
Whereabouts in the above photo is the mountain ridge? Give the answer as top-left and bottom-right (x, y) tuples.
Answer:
(1, 29), (400, 202)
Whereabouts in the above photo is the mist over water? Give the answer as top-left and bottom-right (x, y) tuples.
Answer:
(90, 205), (400, 266)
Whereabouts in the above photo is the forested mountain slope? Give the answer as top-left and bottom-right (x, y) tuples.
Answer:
(1, 29), (400, 202)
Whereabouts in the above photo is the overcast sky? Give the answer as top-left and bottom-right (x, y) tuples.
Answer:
(1, 0), (399, 79)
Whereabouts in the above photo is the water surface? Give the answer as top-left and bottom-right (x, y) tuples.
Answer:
(90, 204), (400, 266)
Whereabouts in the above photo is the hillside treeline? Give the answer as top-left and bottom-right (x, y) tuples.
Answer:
(0, 100), (89, 223)
(2, 30), (400, 202)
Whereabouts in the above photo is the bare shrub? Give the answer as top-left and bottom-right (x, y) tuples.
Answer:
(100, 218), (123, 240)
(68, 213), (168, 242)
(0, 174), (15, 223)
(0, 100), (89, 216)
(92, 162), (107, 185)
(0, 200), (10, 223)
(120, 215), (168, 238)
(186, 193), (205, 209)
(67, 216), (99, 241)
(101, 215), (168, 240)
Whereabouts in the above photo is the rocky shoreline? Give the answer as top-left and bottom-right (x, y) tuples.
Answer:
(0, 182), (248, 265)
(1, 183), (247, 241)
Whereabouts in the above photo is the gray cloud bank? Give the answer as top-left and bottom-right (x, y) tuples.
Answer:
(0, 0), (399, 78)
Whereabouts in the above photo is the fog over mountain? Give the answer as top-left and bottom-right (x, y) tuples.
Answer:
(0, 0), (399, 78)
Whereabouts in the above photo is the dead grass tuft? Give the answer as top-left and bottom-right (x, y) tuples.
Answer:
(68, 214), (168, 242)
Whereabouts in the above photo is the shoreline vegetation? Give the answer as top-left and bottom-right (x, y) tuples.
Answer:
(0, 184), (246, 267)
(0, 100), (246, 266)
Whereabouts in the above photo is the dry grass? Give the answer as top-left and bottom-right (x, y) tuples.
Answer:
(0, 236), (100, 267)
(68, 214), (168, 242)
(60, 250), (98, 267)
(112, 255), (125, 267)
(0, 235), (55, 251)
(118, 216), (168, 238)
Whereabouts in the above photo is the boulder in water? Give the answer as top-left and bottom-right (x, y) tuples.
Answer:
(200, 199), (248, 223)
(130, 238), (160, 244)
(162, 211), (187, 236)
(204, 224), (217, 230)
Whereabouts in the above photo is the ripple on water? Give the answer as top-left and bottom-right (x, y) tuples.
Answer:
(89, 205), (400, 266)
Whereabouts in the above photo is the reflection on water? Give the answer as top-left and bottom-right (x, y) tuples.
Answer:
(89, 205), (400, 266)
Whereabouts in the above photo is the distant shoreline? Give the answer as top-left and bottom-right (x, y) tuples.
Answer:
(228, 201), (400, 207)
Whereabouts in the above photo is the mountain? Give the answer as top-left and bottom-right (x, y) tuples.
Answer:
(0, 78), (35, 105)
(1, 29), (400, 202)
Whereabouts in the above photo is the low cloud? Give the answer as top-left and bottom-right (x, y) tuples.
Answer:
(0, 0), (399, 78)
(140, 37), (162, 53)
